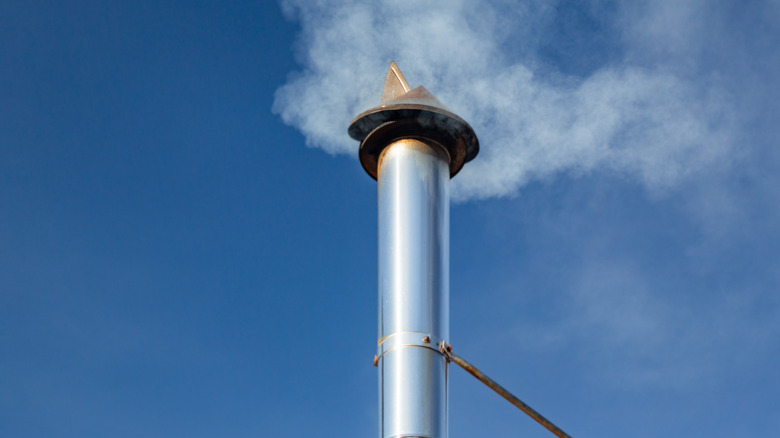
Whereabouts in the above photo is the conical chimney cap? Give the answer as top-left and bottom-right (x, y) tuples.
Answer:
(348, 61), (479, 179)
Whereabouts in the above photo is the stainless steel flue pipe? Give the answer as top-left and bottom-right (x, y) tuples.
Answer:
(377, 138), (450, 438)
(349, 62), (479, 438)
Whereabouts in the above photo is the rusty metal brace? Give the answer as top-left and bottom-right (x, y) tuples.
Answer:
(438, 341), (573, 438)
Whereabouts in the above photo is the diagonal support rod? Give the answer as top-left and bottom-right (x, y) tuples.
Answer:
(440, 342), (572, 438)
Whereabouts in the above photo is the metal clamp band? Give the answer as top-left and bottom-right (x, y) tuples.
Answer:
(375, 331), (445, 365)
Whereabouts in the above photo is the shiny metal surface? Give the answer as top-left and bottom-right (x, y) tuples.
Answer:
(377, 139), (450, 438)
(349, 62), (479, 438)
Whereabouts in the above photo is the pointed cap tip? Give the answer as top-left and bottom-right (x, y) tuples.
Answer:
(381, 61), (411, 105)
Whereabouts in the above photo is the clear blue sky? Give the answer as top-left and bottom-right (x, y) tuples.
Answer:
(2, 1), (778, 437)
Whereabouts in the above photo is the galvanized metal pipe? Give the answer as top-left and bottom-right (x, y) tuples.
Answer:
(377, 138), (450, 438)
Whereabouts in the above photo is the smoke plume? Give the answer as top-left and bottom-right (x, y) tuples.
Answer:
(273, 0), (737, 200)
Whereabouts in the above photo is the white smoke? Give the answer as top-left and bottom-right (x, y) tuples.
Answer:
(273, 0), (736, 200)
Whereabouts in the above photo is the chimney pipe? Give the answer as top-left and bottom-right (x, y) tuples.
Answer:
(349, 62), (479, 438)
